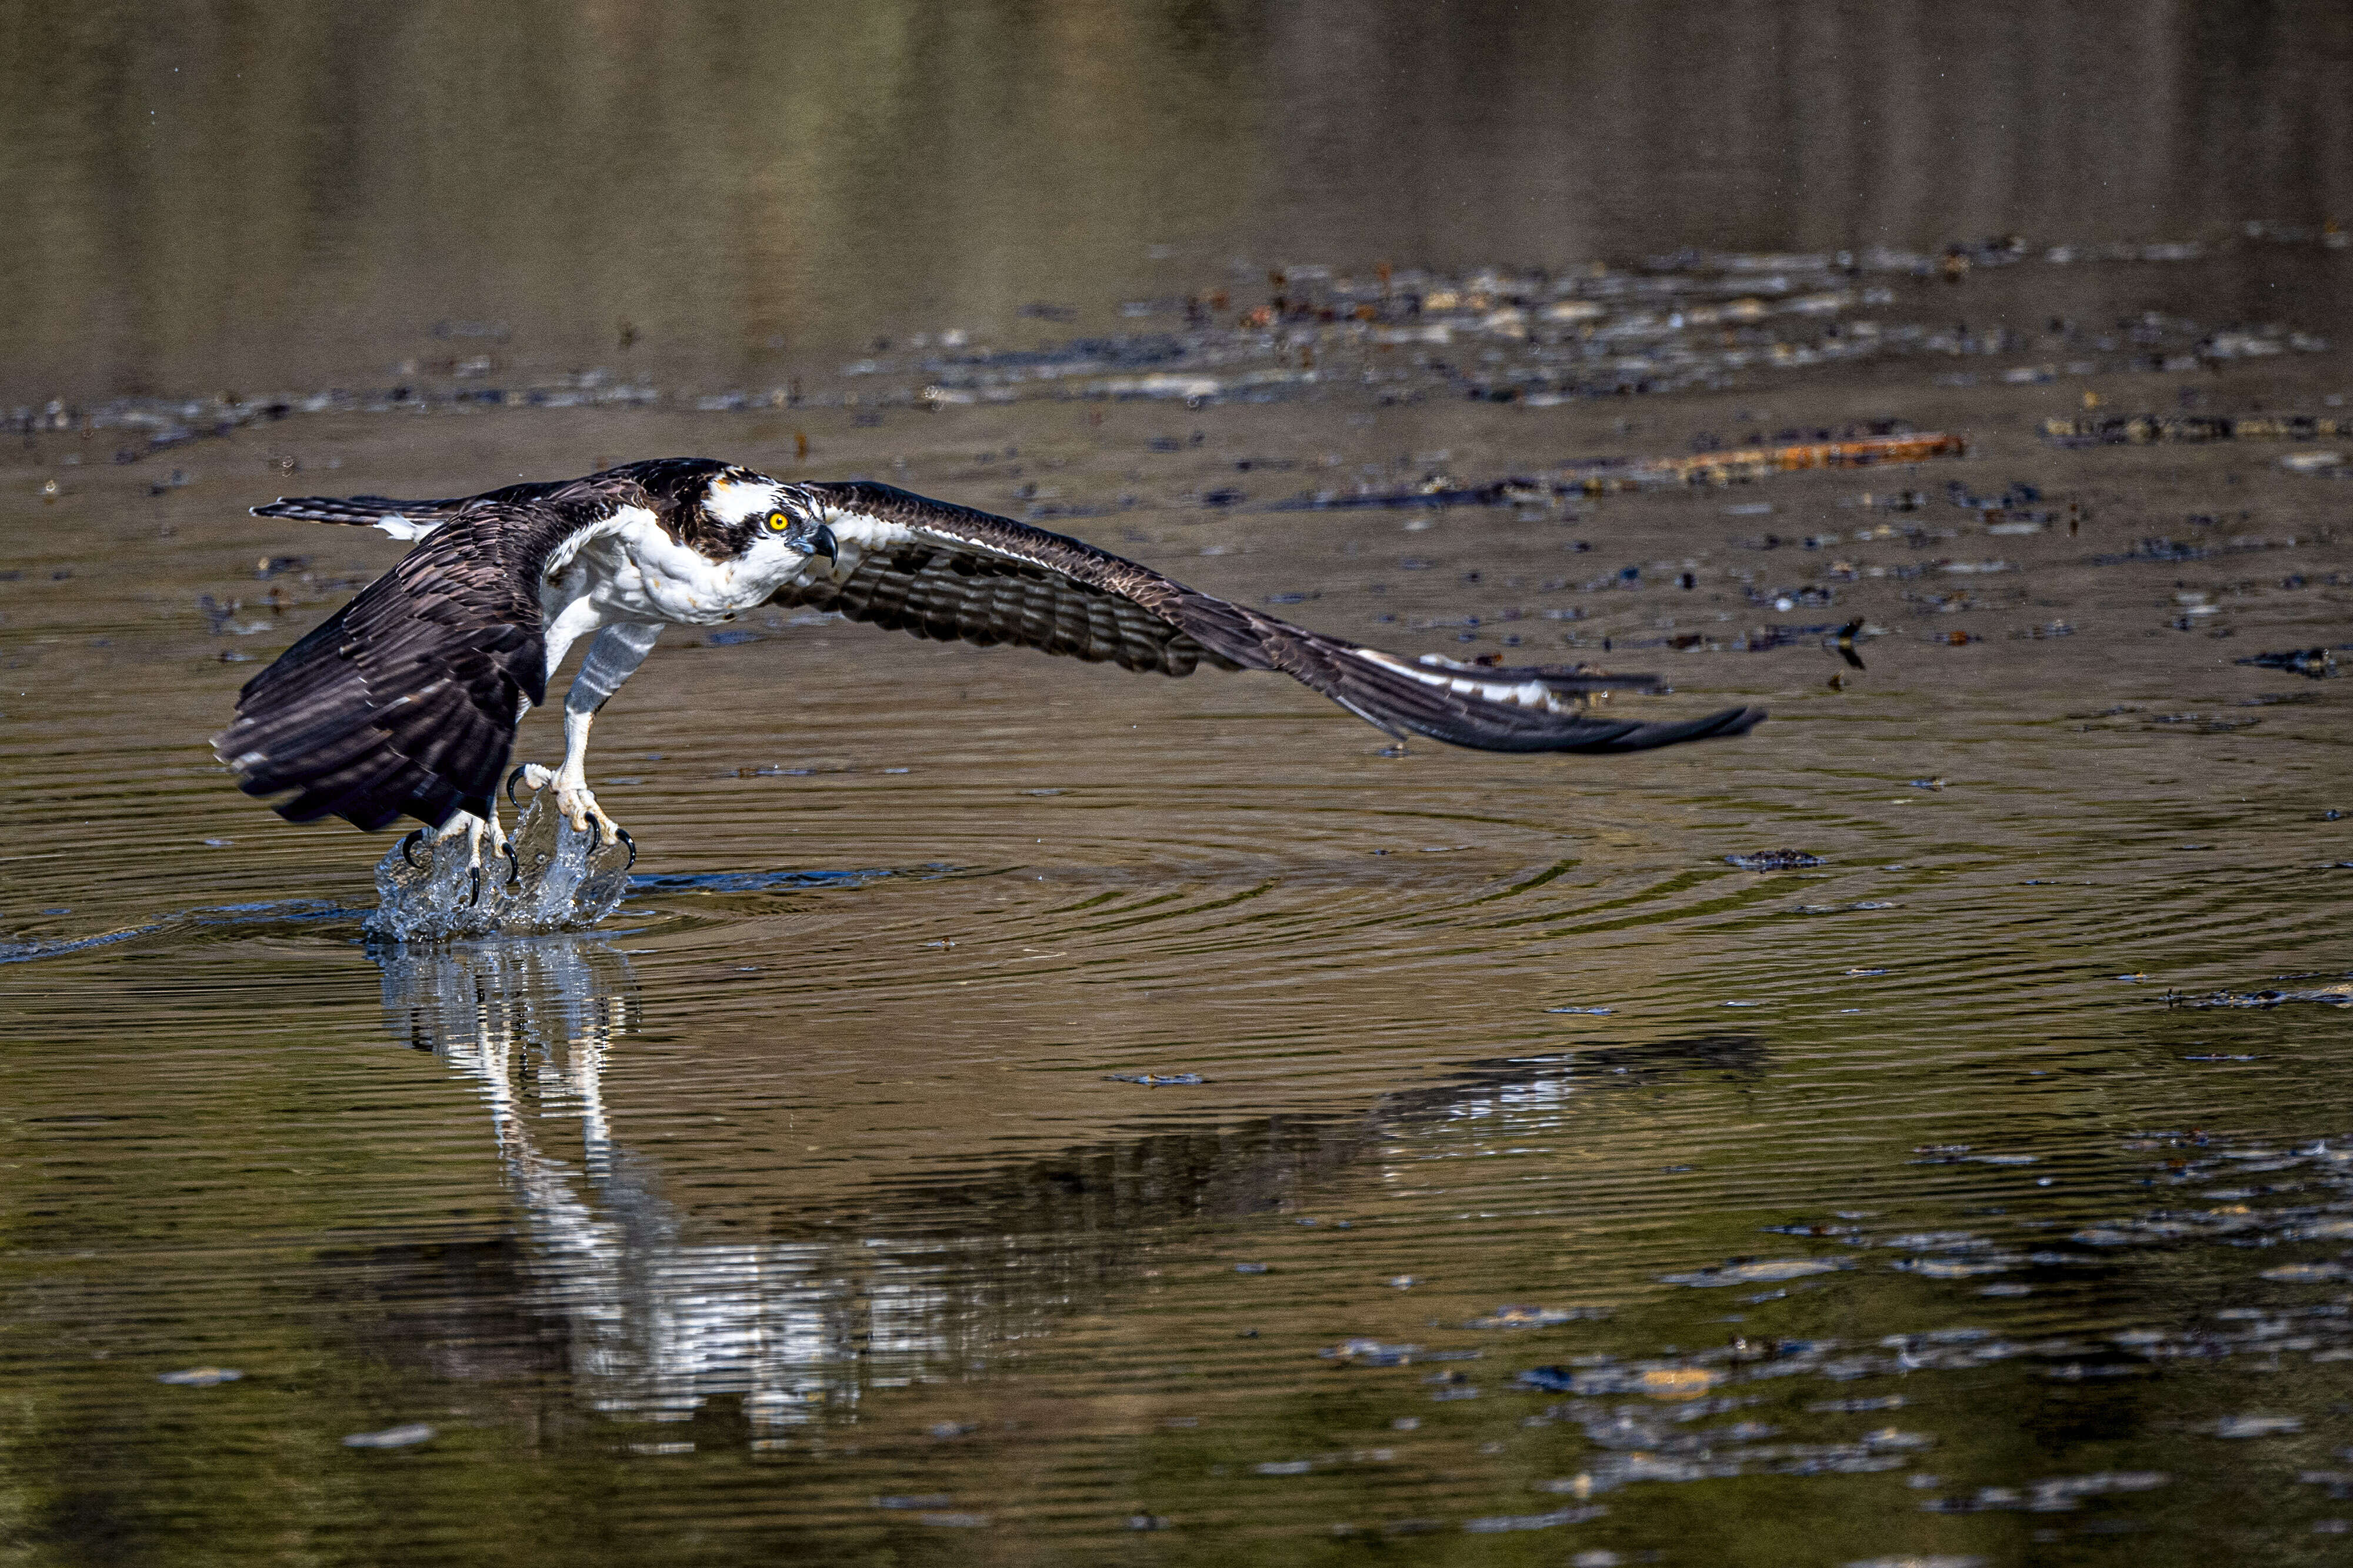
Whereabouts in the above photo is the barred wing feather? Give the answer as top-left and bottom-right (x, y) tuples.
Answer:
(781, 482), (1764, 753)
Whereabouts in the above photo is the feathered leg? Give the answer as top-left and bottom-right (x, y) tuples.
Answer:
(514, 622), (663, 844)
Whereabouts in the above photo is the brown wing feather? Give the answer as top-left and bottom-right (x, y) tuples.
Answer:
(774, 538), (1231, 675)
(788, 482), (1764, 755)
(214, 502), (584, 830)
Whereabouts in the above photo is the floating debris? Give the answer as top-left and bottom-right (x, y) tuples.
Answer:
(1530, 1409), (1931, 1498)
(2044, 412), (2348, 446)
(1725, 850), (1824, 870)
(1660, 1258), (1848, 1287)
(1464, 1504), (1608, 1533)
(196, 593), (269, 636)
(1893, 1255), (2027, 1279)
(2259, 1263), (2349, 1282)
(1467, 1305), (1603, 1329)
(2236, 648), (2339, 678)
(1925, 1470), (2170, 1514)
(2168, 982), (2353, 1009)
(1103, 1072), (1205, 1086)
(1555, 433), (1967, 495)
(1269, 475), (1553, 511)
(342, 1423), (435, 1449)
(1319, 1339), (1424, 1366)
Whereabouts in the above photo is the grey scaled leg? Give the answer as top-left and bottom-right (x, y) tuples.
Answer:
(518, 622), (664, 842)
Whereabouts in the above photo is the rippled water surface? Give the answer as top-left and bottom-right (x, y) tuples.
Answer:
(8, 6), (2353, 1565)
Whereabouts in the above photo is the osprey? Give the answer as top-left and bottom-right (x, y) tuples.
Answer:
(216, 459), (1764, 863)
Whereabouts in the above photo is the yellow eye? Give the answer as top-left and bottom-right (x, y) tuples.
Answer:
(765, 511), (791, 532)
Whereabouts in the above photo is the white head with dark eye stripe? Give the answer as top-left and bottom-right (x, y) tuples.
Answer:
(702, 469), (787, 531)
(706, 473), (838, 579)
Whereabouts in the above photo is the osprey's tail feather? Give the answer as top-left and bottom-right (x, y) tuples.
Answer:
(252, 494), (468, 526)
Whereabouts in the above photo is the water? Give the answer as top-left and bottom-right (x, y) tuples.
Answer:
(366, 798), (636, 942)
(6, 5), (2353, 1563)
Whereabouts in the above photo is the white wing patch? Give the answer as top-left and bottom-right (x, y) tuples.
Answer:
(544, 505), (646, 576)
(372, 514), (439, 542)
(790, 503), (919, 590)
(816, 505), (917, 552)
(1355, 649), (1582, 713)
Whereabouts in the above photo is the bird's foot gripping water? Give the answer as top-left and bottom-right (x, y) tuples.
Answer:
(509, 761), (622, 845)
(365, 793), (635, 942)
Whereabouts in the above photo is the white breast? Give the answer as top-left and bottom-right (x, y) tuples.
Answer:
(576, 505), (768, 625)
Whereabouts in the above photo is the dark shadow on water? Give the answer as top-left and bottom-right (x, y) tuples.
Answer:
(0, 899), (360, 965)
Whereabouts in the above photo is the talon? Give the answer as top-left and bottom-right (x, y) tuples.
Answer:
(400, 829), (428, 870)
(467, 866), (483, 908)
(502, 843), (521, 888)
(615, 827), (637, 872)
(505, 765), (532, 809)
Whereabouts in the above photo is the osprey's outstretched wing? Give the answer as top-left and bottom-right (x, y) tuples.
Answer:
(214, 502), (582, 829)
(777, 482), (1764, 753)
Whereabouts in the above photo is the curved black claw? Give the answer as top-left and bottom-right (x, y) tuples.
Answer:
(615, 827), (638, 873)
(466, 866), (484, 908)
(501, 842), (521, 889)
(399, 829), (428, 870)
(505, 765), (533, 809)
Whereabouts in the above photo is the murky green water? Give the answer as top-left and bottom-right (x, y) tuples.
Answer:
(8, 6), (2353, 1564)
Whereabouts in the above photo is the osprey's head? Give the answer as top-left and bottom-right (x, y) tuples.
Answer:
(698, 467), (839, 575)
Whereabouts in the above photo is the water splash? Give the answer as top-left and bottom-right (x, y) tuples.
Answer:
(364, 798), (634, 942)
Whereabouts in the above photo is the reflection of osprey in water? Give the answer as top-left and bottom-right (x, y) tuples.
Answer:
(219, 461), (1764, 863)
(378, 939), (848, 1424)
(374, 936), (1762, 1427)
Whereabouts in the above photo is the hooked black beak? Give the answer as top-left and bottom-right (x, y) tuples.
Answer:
(807, 522), (838, 565)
